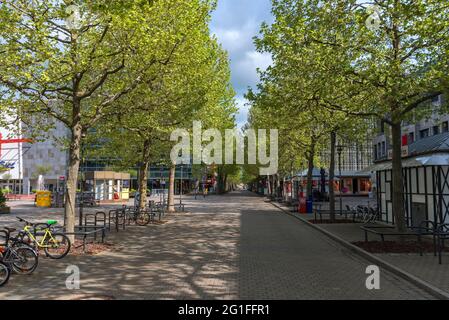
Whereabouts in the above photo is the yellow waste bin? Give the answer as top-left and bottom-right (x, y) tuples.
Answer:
(36, 191), (52, 208)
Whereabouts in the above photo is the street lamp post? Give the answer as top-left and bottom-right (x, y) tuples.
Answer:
(202, 165), (207, 198)
(78, 133), (87, 227)
(160, 166), (164, 204)
(180, 165), (183, 206)
(336, 145), (345, 216)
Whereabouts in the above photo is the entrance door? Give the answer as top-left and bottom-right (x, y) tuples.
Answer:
(353, 179), (359, 194)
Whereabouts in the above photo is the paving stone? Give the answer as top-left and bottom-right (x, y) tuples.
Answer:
(0, 192), (433, 299)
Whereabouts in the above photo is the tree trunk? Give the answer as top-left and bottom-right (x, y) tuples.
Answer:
(391, 122), (407, 232)
(276, 173), (281, 200)
(267, 175), (272, 197)
(64, 122), (82, 243)
(217, 166), (224, 194)
(138, 160), (149, 210)
(306, 143), (315, 201)
(329, 131), (337, 222)
(138, 140), (151, 210)
(168, 163), (176, 213)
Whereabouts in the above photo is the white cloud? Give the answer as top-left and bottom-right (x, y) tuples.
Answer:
(246, 51), (273, 72)
(211, 0), (273, 127)
(235, 96), (250, 129)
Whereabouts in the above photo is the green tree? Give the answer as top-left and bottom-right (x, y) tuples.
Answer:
(250, 0), (449, 230)
(295, 0), (449, 231)
(0, 0), (217, 239)
(91, 20), (236, 211)
(0, 188), (6, 208)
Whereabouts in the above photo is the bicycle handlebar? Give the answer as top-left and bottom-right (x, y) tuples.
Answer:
(16, 217), (33, 226)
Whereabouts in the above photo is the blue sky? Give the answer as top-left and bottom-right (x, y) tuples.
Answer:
(210, 0), (274, 128)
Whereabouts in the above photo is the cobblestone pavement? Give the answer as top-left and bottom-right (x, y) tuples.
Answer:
(0, 191), (434, 300)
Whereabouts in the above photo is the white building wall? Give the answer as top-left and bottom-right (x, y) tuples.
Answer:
(0, 116), (23, 181)
(22, 120), (70, 194)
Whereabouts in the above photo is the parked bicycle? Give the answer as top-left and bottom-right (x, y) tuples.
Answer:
(0, 261), (10, 287)
(355, 205), (380, 224)
(124, 207), (151, 226)
(16, 217), (71, 259)
(0, 228), (39, 275)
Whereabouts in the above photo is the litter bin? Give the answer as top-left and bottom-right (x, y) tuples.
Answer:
(36, 191), (52, 208)
(306, 199), (313, 214)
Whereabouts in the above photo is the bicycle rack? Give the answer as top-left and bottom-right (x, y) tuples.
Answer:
(95, 212), (107, 242)
(108, 209), (126, 232)
(82, 212), (107, 242)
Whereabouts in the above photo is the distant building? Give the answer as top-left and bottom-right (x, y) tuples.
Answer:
(318, 133), (375, 198)
(373, 95), (449, 162)
(3, 114), (196, 195)
(320, 136), (374, 172)
(0, 119), (25, 193)
(22, 120), (69, 194)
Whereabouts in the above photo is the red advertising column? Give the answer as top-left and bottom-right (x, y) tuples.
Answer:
(299, 192), (307, 214)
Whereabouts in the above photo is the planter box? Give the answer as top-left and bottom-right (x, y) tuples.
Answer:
(0, 207), (11, 214)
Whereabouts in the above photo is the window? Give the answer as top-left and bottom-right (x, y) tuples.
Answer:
(408, 132), (415, 144)
(374, 145), (378, 160)
(420, 129), (430, 139)
(360, 179), (371, 192)
(382, 142), (386, 156)
(443, 122), (449, 133)
(433, 126), (440, 135)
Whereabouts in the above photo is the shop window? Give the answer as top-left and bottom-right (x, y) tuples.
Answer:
(360, 179), (371, 192)
(420, 129), (429, 139)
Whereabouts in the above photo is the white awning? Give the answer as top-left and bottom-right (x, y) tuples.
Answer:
(361, 153), (449, 172)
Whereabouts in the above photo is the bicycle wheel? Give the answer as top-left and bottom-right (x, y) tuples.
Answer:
(17, 232), (37, 251)
(44, 233), (71, 259)
(10, 246), (38, 275)
(136, 212), (151, 226)
(0, 262), (10, 287)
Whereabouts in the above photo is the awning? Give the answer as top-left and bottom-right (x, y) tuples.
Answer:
(361, 153), (449, 172)
(295, 168), (370, 178)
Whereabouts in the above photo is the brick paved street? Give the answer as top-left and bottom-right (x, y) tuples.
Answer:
(0, 191), (434, 300)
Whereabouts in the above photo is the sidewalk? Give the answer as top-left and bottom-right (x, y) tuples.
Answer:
(0, 191), (435, 300)
(270, 199), (449, 298)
